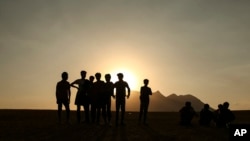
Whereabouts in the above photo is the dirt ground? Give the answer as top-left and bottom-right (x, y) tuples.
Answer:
(0, 110), (249, 141)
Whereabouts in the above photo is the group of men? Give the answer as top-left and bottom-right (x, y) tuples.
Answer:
(56, 70), (151, 126)
(179, 101), (235, 127)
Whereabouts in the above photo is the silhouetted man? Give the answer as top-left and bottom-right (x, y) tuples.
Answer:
(214, 104), (224, 127)
(104, 74), (115, 126)
(91, 72), (106, 124)
(179, 101), (196, 126)
(88, 75), (95, 122)
(89, 75), (95, 84)
(221, 102), (235, 127)
(114, 73), (130, 126)
(139, 79), (152, 125)
(199, 104), (213, 126)
(56, 72), (71, 123)
(71, 70), (90, 123)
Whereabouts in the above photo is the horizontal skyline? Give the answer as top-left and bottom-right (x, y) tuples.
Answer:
(1, 0), (250, 110)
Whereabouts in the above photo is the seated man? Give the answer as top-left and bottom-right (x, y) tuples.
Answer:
(179, 101), (196, 126)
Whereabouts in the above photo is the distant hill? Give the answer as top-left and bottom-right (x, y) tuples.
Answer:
(111, 91), (205, 112)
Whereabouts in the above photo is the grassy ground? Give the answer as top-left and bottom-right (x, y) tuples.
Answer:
(0, 110), (249, 141)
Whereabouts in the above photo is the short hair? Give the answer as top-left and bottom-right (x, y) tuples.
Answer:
(204, 104), (210, 109)
(105, 74), (111, 78)
(95, 72), (101, 77)
(143, 79), (149, 84)
(223, 102), (229, 108)
(61, 72), (68, 80)
(117, 73), (123, 77)
(81, 70), (86, 75)
(185, 101), (191, 107)
(89, 75), (94, 81)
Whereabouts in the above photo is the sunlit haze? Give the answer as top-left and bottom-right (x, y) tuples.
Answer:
(1, 1), (250, 110)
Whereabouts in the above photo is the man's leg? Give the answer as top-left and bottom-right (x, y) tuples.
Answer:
(143, 101), (149, 124)
(84, 103), (90, 123)
(116, 101), (120, 126)
(107, 99), (112, 123)
(64, 102), (70, 123)
(121, 99), (125, 125)
(91, 103), (96, 123)
(77, 105), (81, 123)
(58, 103), (62, 123)
(139, 101), (144, 123)
(102, 103), (107, 124)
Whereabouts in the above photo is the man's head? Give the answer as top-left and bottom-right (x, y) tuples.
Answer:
(89, 75), (94, 82)
(95, 72), (101, 80)
(62, 72), (68, 80)
(105, 74), (111, 82)
(117, 73), (123, 81)
(143, 79), (149, 86)
(81, 70), (87, 79)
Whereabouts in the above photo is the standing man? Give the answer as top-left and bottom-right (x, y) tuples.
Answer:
(71, 70), (90, 123)
(104, 74), (115, 126)
(91, 72), (106, 125)
(114, 73), (130, 126)
(139, 79), (152, 125)
(56, 72), (71, 124)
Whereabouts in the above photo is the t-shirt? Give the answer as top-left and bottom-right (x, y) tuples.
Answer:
(140, 86), (152, 100)
(114, 81), (129, 98)
(56, 80), (70, 101)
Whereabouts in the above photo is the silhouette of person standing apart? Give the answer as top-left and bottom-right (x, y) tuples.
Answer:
(139, 79), (152, 125)
(104, 74), (115, 126)
(56, 72), (71, 124)
(179, 101), (197, 126)
(199, 104), (214, 127)
(92, 72), (106, 125)
(71, 70), (90, 123)
(114, 73), (130, 126)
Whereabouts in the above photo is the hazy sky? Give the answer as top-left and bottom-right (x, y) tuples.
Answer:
(1, 0), (250, 110)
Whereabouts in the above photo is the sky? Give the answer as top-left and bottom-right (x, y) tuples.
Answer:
(1, 0), (250, 110)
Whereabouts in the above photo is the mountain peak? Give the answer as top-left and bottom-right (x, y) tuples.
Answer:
(112, 91), (206, 111)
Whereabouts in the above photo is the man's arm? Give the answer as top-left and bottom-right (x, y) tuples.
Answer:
(56, 83), (59, 99)
(126, 83), (130, 98)
(68, 83), (71, 103)
(149, 87), (152, 95)
(113, 82), (116, 99)
(111, 83), (115, 98)
(70, 80), (79, 89)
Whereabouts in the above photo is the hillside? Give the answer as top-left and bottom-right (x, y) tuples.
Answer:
(111, 91), (206, 112)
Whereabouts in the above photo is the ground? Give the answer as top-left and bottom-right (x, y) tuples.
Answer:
(0, 110), (249, 141)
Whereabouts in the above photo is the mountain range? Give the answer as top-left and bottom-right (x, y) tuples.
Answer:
(111, 91), (206, 112)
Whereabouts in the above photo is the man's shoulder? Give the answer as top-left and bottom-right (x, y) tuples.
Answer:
(106, 81), (114, 85)
(116, 81), (128, 84)
(57, 80), (70, 85)
(84, 79), (90, 83)
(72, 79), (82, 83)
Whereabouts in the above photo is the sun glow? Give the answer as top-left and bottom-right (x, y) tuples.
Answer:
(110, 68), (139, 90)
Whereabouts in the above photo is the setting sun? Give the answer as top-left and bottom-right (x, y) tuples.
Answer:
(109, 68), (139, 90)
